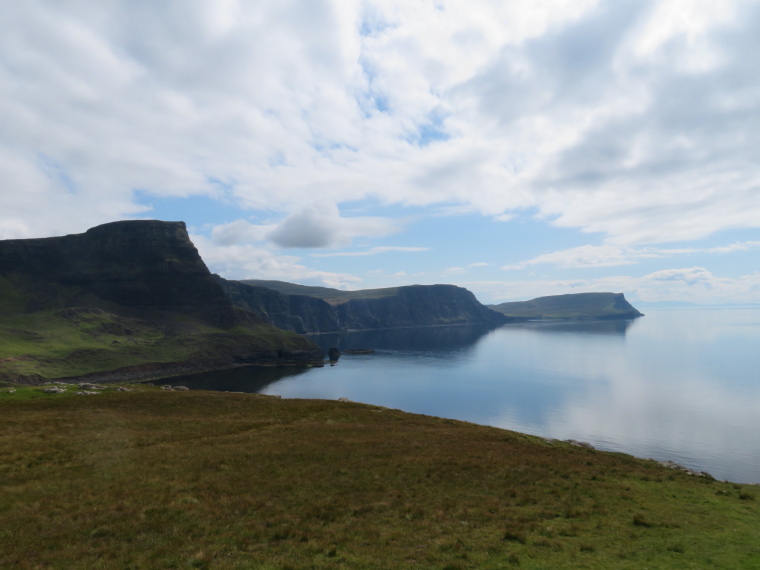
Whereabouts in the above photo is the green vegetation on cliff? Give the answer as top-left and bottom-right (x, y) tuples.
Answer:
(490, 292), (643, 320)
(0, 386), (757, 568)
(0, 221), (322, 383)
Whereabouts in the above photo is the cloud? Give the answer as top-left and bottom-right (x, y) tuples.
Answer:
(465, 267), (760, 305)
(311, 246), (430, 258)
(0, 0), (759, 250)
(191, 234), (361, 289)
(267, 204), (401, 248)
(444, 267), (466, 275)
(504, 240), (760, 270)
(211, 219), (275, 246)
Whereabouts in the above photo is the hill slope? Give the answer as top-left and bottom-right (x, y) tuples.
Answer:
(490, 292), (643, 320)
(0, 221), (322, 383)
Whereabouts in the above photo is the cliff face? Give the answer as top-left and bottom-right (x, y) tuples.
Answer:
(335, 285), (507, 330)
(489, 292), (643, 320)
(0, 221), (323, 382)
(215, 276), (341, 334)
(0, 220), (243, 327)
(220, 279), (508, 332)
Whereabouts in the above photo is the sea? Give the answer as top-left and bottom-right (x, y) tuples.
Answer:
(159, 308), (760, 484)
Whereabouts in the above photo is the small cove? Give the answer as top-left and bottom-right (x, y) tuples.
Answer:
(159, 308), (760, 483)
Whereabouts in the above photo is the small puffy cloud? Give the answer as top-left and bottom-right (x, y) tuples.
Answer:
(267, 204), (401, 248)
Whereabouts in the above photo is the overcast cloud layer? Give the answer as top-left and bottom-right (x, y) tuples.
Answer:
(1, 0), (759, 302)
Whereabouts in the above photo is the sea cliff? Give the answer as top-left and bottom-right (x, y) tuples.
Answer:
(0, 221), (323, 383)
(216, 278), (509, 333)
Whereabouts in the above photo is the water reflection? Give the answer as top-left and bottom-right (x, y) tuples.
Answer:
(309, 324), (497, 353)
(504, 318), (638, 336)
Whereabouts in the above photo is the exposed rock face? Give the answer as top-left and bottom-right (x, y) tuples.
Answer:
(0, 220), (244, 327)
(489, 292), (643, 320)
(215, 276), (341, 333)
(335, 285), (507, 330)
(217, 278), (508, 333)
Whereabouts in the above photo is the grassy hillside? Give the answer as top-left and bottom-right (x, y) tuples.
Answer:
(0, 306), (313, 382)
(1, 385), (758, 568)
(490, 293), (643, 320)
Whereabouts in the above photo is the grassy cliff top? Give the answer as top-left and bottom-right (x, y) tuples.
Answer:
(490, 292), (643, 320)
(1, 385), (757, 568)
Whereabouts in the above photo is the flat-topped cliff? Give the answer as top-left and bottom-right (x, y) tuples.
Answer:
(489, 292), (643, 320)
(0, 221), (322, 383)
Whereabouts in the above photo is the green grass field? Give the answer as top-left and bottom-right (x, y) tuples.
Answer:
(1, 385), (758, 568)
(0, 306), (315, 381)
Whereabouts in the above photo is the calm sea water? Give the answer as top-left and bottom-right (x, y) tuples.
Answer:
(162, 308), (760, 483)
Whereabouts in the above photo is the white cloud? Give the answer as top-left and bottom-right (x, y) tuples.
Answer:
(267, 203), (401, 248)
(311, 246), (429, 258)
(191, 234), (361, 289)
(444, 267), (466, 275)
(504, 241), (760, 270)
(0, 0), (759, 252)
(465, 267), (760, 305)
(211, 219), (275, 246)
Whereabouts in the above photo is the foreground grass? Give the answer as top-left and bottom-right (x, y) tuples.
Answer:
(0, 385), (758, 569)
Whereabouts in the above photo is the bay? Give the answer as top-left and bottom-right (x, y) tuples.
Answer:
(161, 308), (760, 484)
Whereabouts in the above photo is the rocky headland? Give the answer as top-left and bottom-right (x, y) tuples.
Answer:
(489, 292), (643, 320)
(0, 220), (323, 384)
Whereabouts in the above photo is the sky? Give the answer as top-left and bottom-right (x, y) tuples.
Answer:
(1, 0), (759, 305)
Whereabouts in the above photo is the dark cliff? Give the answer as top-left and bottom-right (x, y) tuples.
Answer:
(0, 220), (242, 327)
(214, 276), (341, 334)
(0, 221), (323, 382)
(335, 285), (508, 330)
(489, 292), (643, 320)
(220, 279), (508, 332)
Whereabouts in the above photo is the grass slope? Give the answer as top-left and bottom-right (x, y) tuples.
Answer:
(0, 306), (313, 381)
(1, 385), (757, 569)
